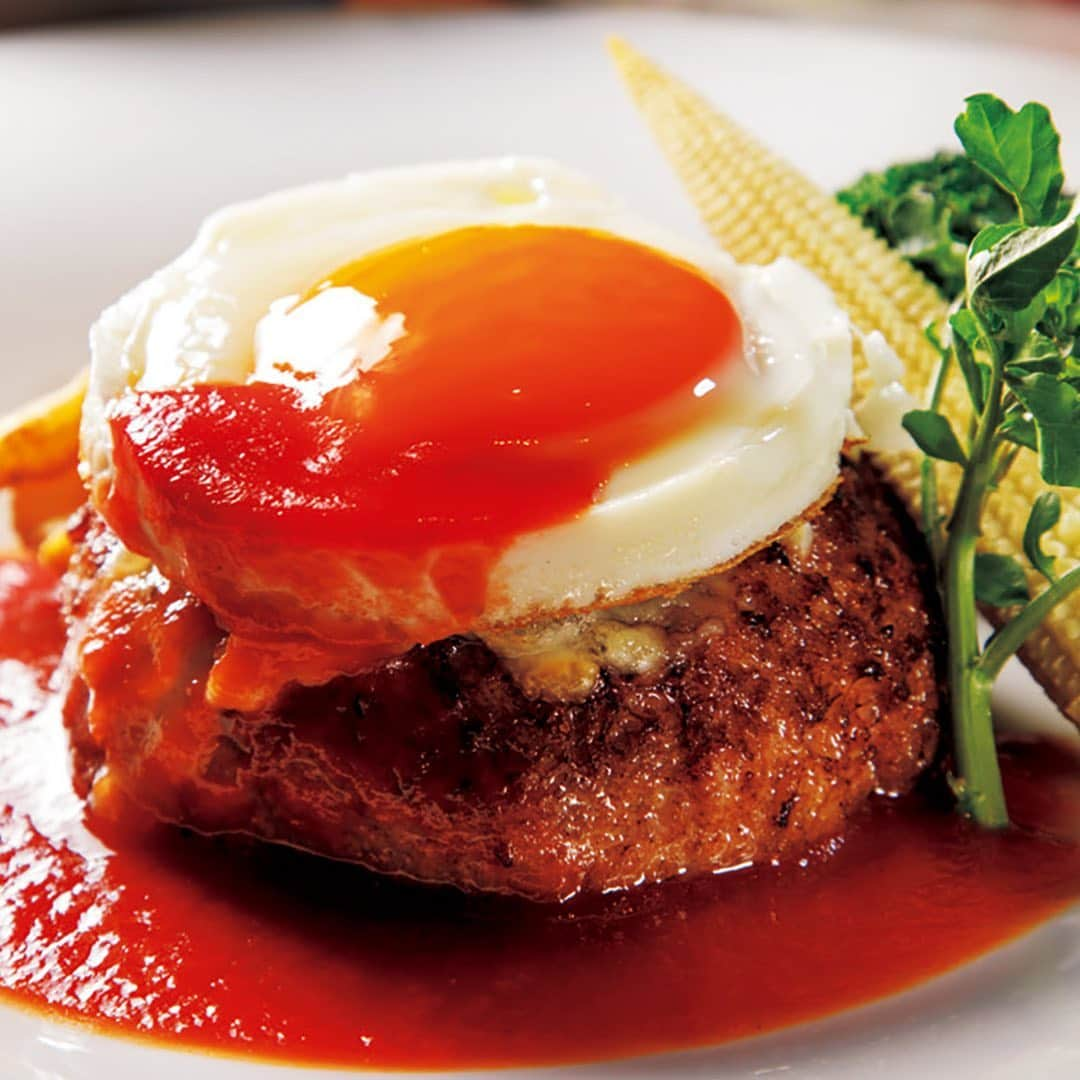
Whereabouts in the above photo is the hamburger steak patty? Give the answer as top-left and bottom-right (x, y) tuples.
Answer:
(62, 459), (941, 900)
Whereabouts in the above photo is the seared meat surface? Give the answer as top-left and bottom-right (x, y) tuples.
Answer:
(63, 460), (940, 900)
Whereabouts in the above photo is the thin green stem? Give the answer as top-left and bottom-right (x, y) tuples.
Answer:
(942, 312), (1009, 828)
(921, 343), (954, 566)
(920, 459), (944, 567)
(988, 439), (1019, 490)
(980, 563), (1080, 681)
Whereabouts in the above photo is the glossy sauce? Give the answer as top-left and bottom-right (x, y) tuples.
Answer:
(107, 226), (741, 553)
(1, 558), (1079, 1070)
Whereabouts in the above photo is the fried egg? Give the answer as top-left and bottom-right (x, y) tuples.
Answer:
(83, 158), (854, 700)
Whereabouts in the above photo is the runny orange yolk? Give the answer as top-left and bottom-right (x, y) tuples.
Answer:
(108, 225), (742, 560)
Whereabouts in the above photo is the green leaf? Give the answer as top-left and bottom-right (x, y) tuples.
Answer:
(1006, 330), (1064, 373)
(901, 409), (967, 464)
(998, 408), (1037, 451)
(974, 553), (1030, 607)
(949, 307), (983, 348)
(999, 294), (1049, 346)
(890, 191), (945, 255)
(966, 210), (1079, 312)
(954, 94), (1064, 225)
(948, 309), (987, 410)
(1067, 357), (1080, 389)
(1040, 267), (1079, 340)
(1022, 491), (1061, 581)
(924, 319), (948, 359)
(970, 222), (1021, 255)
(1007, 371), (1080, 486)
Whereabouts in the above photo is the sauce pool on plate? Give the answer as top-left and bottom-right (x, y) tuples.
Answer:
(1, 556), (1078, 1070)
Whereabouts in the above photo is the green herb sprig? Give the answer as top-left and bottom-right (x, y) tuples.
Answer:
(899, 94), (1080, 827)
(837, 151), (1019, 298)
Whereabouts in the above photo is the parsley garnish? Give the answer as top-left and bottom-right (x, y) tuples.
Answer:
(897, 94), (1080, 826)
(838, 152), (1019, 298)
(842, 95), (1080, 826)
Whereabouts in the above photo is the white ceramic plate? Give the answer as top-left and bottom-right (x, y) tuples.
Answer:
(1, 7), (1079, 1078)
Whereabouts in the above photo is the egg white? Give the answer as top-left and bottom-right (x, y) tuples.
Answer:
(84, 158), (854, 636)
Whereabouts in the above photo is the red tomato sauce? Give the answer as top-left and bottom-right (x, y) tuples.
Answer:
(1, 557), (1079, 1070)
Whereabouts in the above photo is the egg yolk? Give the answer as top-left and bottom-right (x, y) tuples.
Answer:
(104, 226), (746, 692)
(108, 225), (741, 560)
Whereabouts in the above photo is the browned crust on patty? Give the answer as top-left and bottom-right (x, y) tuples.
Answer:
(61, 458), (941, 900)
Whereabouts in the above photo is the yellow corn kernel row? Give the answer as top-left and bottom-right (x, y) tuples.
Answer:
(608, 38), (1080, 725)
